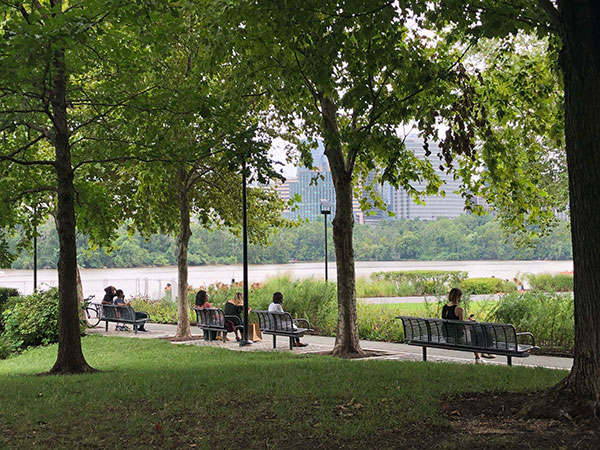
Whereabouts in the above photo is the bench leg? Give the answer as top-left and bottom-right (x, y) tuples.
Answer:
(273, 335), (277, 349)
(289, 337), (294, 350)
(422, 347), (427, 361)
(507, 356), (512, 366)
(105, 321), (108, 332)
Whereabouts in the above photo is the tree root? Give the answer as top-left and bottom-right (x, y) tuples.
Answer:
(517, 378), (599, 424)
(43, 363), (99, 376)
(332, 344), (366, 358)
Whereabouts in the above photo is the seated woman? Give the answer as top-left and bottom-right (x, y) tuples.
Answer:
(224, 293), (248, 341)
(194, 290), (213, 308)
(442, 288), (493, 362)
(268, 291), (307, 347)
(102, 286), (116, 305)
(194, 290), (217, 340)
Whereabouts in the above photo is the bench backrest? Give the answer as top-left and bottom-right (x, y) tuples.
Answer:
(194, 308), (225, 327)
(100, 304), (136, 321)
(254, 310), (295, 332)
(398, 316), (519, 351)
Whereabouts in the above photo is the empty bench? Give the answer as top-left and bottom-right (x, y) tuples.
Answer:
(254, 310), (312, 350)
(193, 307), (244, 341)
(99, 304), (149, 334)
(396, 316), (539, 366)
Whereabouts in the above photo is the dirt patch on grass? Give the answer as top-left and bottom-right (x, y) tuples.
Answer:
(161, 335), (206, 342)
(443, 392), (599, 449)
(311, 349), (394, 359)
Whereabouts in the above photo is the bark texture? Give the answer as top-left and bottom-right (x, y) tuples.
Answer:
(320, 95), (363, 356)
(521, 0), (600, 420)
(175, 164), (192, 339)
(48, 48), (95, 374)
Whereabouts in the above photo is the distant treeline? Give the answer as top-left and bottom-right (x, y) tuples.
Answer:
(5, 214), (572, 269)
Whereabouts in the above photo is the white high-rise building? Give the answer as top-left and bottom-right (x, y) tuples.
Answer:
(382, 137), (465, 220)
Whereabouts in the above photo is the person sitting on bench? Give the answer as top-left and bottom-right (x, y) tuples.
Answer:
(224, 293), (246, 341)
(113, 289), (149, 332)
(442, 288), (493, 362)
(102, 286), (116, 305)
(268, 291), (307, 347)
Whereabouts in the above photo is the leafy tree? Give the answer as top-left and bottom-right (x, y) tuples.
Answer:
(114, 7), (290, 338)
(215, 0), (476, 356)
(0, 1), (176, 373)
(432, 0), (600, 420)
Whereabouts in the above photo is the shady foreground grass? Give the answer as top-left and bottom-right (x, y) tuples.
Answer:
(0, 335), (581, 449)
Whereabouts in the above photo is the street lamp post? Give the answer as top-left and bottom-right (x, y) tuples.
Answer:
(239, 156), (252, 346)
(320, 200), (331, 282)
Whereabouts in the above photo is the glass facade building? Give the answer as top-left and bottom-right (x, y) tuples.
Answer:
(279, 136), (467, 222)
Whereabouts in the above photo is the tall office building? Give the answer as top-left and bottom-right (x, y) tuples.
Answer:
(386, 137), (466, 220)
(278, 136), (466, 222)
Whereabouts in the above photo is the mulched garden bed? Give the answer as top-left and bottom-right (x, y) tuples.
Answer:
(443, 391), (599, 449)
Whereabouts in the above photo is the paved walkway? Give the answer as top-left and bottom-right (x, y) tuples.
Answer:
(88, 322), (573, 370)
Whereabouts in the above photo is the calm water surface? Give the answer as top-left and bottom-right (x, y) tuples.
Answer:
(0, 260), (573, 299)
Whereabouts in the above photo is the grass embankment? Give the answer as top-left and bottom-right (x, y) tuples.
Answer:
(0, 336), (566, 449)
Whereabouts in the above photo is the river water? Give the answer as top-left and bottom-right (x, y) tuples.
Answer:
(0, 260), (573, 300)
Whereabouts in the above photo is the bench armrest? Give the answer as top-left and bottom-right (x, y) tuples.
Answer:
(293, 318), (310, 328)
(225, 315), (244, 329)
(293, 318), (313, 333)
(516, 332), (537, 348)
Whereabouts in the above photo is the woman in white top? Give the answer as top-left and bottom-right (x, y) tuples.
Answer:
(268, 292), (307, 347)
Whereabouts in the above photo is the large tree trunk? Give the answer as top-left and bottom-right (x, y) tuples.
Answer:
(521, 0), (599, 419)
(174, 164), (192, 339)
(48, 47), (95, 374)
(320, 96), (363, 356)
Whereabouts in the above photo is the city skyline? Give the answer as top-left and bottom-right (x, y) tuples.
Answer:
(273, 136), (466, 222)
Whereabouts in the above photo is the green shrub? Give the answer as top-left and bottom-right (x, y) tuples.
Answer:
(1, 288), (82, 352)
(129, 298), (179, 324)
(0, 334), (12, 359)
(489, 291), (574, 352)
(356, 303), (405, 342)
(0, 287), (19, 307)
(460, 278), (516, 294)
(250, 276), (338, 335)
(524, 273), (573, 292)
(0, 287), (19, 327)
(370, 270), (468, 295)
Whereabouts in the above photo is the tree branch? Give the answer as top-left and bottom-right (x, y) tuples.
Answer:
(0, 134), (50, 162)
(3, 186), (58, 204)
(536, 0), (560, 29)
(294, 50), (322, 114)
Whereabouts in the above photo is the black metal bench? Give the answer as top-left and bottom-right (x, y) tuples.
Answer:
(99, 305), (149, 334)
(192, 307), (244, 341)
(254, 310), (312, 349)
(396, 316), (539, 366)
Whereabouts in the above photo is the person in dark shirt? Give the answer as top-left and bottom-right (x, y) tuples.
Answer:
(102, 286), (116, 305)
(224, 293), (249, 341)
(442, 288), (494, 362)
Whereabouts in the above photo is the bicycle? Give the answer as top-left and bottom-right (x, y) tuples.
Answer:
(83, 295), (101, 327)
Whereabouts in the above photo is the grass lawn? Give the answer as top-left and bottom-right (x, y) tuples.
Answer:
(0, 335), (575, 449)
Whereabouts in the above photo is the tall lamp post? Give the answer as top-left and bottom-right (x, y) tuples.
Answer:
(239, 156), (252, 346)
(320, 200), (331, 282)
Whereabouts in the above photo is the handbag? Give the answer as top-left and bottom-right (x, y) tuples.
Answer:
(249, 323), (262, 341)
